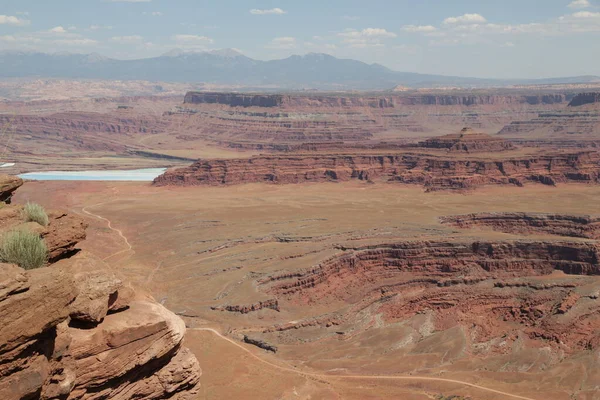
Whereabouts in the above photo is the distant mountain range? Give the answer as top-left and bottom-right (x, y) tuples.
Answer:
(1, 49), (599, 90)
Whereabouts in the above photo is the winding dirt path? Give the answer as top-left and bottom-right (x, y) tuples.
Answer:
(191, 327), (537, 400)
(81, 202), (134, 261)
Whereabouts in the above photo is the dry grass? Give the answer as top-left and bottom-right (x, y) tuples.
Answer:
(22, 202), (49, 227)
(0, 229), (48, 270)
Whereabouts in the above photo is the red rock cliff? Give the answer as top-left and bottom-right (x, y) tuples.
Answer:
(153, 151), (600, 191)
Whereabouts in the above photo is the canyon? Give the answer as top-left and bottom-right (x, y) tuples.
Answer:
(4, 85), (600, 399)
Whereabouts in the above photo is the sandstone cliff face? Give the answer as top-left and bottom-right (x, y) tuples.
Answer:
(183, 91), (570, 108)
(0, 178), (201, 400)
(257, 239), (600, 353)
(417, 128), (515, 153)
(568, 92), (600, 107)
(184, 92), (284, 107)
(441, 212), (600, 239)
(154, 151), (600, 191)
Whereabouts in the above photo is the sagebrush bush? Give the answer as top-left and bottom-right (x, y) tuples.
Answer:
(22, 202), (49, 227)
(0, 230), (48, 270)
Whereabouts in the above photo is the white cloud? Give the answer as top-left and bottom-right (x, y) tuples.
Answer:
(568, 0), (591, 8)
(55, 38), (98, 46)
(50, 26), (67, 34)
(501, 41), (515, 47)
(173, 34), (213, 43)
(338, 28), (397, 47)
(88, 25), (113, 30)
(443, 13), (487, 24)
(111, 35), (144, 43)
(402, 25), (437, 33)
(68, 26), (77, 31)
(339, 28), (397, 38)
(266, 36), (296, 49)
(250, 8), (286, 15)
(0, 15), (30, 26)
(16, 11), (29, 16)
(571, 11), (600, 18)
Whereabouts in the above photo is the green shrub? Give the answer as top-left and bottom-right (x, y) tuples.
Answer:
(22, 202), (49, 227)
(0, 230), (48, 270)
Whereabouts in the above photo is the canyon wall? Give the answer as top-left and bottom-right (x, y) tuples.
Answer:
(183, 91), (572, 108)
(154, 151), (600, 191)
(441, 212), (600, 239)
(568, 92), (600, 107)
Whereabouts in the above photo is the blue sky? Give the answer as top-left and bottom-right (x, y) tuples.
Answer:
(1, 0), (600, 78)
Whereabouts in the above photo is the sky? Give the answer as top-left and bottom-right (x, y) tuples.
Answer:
(1, 0), (600, 79)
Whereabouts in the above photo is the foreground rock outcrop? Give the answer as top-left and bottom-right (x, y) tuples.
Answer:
(154, 150), (600, 191)
(0, 182), (201, 400)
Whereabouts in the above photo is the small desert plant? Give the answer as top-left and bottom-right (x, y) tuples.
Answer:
(22, 202), (49, 227)
(0, 229), (48, 270)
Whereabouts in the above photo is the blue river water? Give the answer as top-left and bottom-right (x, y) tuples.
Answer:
(18, 168), (167, 181)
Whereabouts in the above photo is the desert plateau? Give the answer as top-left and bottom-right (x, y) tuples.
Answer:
(2, 1), (600, 399)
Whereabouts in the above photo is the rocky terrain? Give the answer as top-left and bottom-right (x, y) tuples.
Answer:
(0, 175), (201, 400)
(154, 146), (600, 191)
(568, 92), (600, 107)
(184, 91), (572, 108)
(417, 128), (516, 152)
(441, 212), (600, 239)
(258, 239), (600, 353)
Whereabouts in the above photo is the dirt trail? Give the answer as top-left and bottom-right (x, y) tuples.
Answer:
(190, 327), (538, 400)
(81, 202), (133, 261)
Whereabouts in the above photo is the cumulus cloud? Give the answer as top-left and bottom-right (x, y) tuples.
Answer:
(0, 29), (98, 51)
(50, 26), (67, 34)
(111, 35), (144, 43)
(443, 13), (487, 24)
(571, 11), (600, 18)
(339, 28), (397, 38)
(338, 28), (397, 47)
(266, 36), (296, 49)
(402, 25), (437, 33)
(55, 38), (98, 46)
(173, 34), (213, 43)
(250, 8), (286, 15)
(88, 25), (113, 30)
(568, 0), (591, 8)
(0, 15), (30, 26)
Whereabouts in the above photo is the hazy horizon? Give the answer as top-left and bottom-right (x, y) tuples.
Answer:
(2, 0), (600, 80)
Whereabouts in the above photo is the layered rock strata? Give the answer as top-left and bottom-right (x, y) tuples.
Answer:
(258, 240), (600, 353)
(154, 151), (600, 191)
(441, 212), (600, 239)
(568, 92), (600, 107)
(417, 128), (516, 153)
(183, 92), (571, 108)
